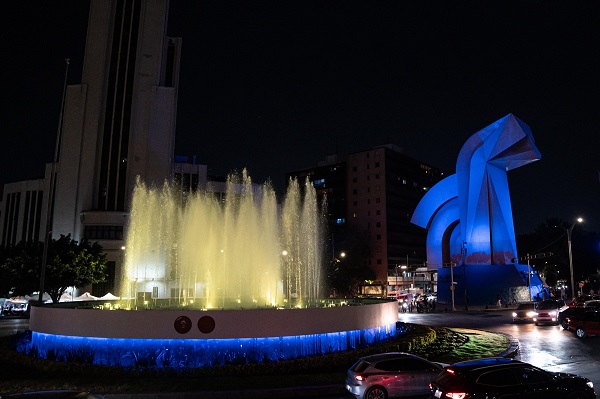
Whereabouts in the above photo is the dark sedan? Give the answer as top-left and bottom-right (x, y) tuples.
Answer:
(512, 302), (536, 323)
(430, 357), (595, 399)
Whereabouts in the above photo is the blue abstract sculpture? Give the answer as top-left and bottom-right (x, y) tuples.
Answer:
(411, 114), (543, 305)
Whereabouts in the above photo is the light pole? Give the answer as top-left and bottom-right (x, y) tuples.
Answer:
(563, 217), (583, 300)
(38, 58), (70, 305)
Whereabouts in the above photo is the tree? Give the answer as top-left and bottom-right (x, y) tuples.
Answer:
(326, 224), (374, 297)
(517, 218), (600, 292)
(0, 241), (41, 297)
(0, 234), (108, 303)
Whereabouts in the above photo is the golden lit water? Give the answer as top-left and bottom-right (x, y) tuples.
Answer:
(120, 171), (324, 309)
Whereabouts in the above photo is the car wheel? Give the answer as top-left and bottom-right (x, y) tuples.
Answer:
(576, 328), (586, 338)
(365, 386), (387, 399)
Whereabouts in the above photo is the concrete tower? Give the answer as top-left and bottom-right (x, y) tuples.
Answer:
(52, 0), (181, 290)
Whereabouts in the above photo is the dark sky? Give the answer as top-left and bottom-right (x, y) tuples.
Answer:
(2, 1), (599, 235)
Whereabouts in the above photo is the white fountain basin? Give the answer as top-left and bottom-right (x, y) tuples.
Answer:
(26, 300), (398, 368)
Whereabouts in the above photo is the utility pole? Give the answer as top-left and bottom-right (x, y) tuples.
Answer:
(514, 252), (553, 302)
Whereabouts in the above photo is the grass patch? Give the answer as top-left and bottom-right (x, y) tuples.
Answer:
(440, 328), (511, 363)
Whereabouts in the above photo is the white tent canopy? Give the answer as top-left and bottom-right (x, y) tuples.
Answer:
(73, 292), (98, 301)
(99, 292), (120, 300)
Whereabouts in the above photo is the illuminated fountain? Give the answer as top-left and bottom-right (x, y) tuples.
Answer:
(27, 171), (398, 368)
(121, 171), (323, 309)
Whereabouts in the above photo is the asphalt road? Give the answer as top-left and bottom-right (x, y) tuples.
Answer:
(0, 317), (28, 337)
(401, 307), (600, 394)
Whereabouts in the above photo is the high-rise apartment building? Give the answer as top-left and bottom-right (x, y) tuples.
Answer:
(287, 145), (444, 285)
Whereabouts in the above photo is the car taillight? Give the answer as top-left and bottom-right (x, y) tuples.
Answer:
(445, 393), (466, 399)
(355, 374), (365, 381)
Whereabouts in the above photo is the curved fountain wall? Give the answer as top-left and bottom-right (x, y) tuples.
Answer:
(27, 301), (398, 368)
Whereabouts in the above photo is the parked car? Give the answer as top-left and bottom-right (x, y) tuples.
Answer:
(512, 302), (536, 323)
(558, 305), (591, 329)
(533, 299), (561, 326)
(345, 352), (447, 399)
(584, 300), (600, 310)
(429, 357), (595, 399)
(567, 310), (600, 338)
(571, 294), (600, 308)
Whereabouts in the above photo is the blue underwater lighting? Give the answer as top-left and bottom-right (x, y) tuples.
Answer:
(24, 324), (397, 368)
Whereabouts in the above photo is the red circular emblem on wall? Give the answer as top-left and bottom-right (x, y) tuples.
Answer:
(197, 315), (216, 334)
(174, 316), (192, 334)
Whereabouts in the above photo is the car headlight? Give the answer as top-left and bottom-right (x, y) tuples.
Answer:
(528, 312), (537, 317)
(549, 311), (557, 316)
(512, 312), (517, 317)
(587, 381), (593, 389)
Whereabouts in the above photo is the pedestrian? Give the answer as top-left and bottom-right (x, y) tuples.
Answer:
(496, 293), (502, 308)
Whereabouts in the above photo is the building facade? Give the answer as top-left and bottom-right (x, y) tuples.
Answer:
(0, 164), (52, 248)
(287, 145), (444, 294)
(50, 0), (181, 294)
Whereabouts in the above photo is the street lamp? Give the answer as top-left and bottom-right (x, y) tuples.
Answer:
(561, 217), (583, 300)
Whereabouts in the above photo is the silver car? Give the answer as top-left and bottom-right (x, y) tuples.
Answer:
(345, 352), (447, 399)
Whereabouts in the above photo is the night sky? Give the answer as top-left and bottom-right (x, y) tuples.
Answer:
(2, 1), (599, 235)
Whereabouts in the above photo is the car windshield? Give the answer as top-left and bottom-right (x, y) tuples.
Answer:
(517, 304), (534, 310)
(537, 301), (558, 310)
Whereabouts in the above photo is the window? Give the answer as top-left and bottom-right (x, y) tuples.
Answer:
(375, 173), (379, 179)
(398, 358), (437, 372)
(376, 222), (381, 227)
(84, 225), (124, 240)
(477, 369), (517, 386)
(377, 234), (381, 240)
(376, 210), (381, 215)
(313, 178), (325, 187)
(376, 198), (381, 203)
(515, 368), (550, 384)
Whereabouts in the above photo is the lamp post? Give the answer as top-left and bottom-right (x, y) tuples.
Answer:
(38, 58), (70, 305)
(566, 218), (583, 299)
(450, 263), (456, 311)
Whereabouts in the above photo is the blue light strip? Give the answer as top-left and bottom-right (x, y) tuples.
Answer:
(26, 323), (396, 368)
